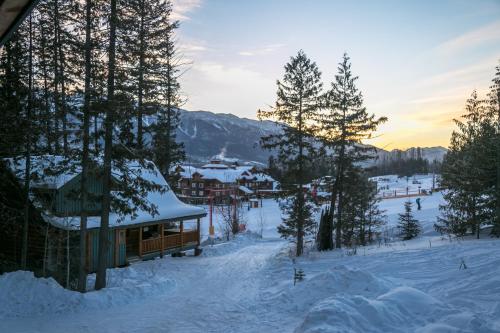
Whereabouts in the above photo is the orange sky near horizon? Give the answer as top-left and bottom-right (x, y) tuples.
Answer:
(173, 1), (500, 151)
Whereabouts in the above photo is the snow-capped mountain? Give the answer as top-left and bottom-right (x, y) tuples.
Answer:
(176, 109), (447, 164)
(176, 110), (280, 164)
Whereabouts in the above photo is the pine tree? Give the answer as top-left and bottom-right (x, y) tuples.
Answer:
(95, 0), (119, 291)
(258, 50), (323, 256)
(398, 201), (421, 240)
(278, 195), (317, 246)
(0, 27), (30, 158)
(118, 0), (170, 151)
(77, 0), (93, 293)
(153, 2), (185, 178)
(316, 205), (333, 251)
(319, 53), (387, 249)
(336, 166), (385, 247)
(435, 91), (492, 238)
(488, 61), (500, 236)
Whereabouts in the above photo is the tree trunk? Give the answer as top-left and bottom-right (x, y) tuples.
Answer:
(296, 96), (304, 257)
(137, 2), (145, 150)
(334, 109), (347, 249)
(335, 148), (345, 249)
(95, 0), (117, 291)
(78, 0), (92, 293)
(165, 56), (172, 177)
(21, 14), (34, 270)
(57, 29), (69, 155)
(39, 29), (52, 154)
(53, 0), (61, 154)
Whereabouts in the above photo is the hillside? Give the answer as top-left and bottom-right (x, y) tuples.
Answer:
(175, 109), (447, 164)
(176, 110), (280, 164)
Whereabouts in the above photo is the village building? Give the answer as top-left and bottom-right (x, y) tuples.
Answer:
(172, 159), (278, 204)
(0, 156), (206, 288)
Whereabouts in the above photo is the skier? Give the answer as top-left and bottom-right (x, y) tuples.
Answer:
(416, 197), (421, 210)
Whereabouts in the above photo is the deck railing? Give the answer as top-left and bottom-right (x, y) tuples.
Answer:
(141, 230), (199, 254)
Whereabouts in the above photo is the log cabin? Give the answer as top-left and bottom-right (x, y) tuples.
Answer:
(0, 156), (206, 288)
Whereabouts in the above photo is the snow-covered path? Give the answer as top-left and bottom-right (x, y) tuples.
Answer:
(3, 233), (500, 333)
(2, 179), (500, 332)
(1, 237), (296, 333)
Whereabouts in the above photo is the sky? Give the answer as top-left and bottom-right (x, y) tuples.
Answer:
(172, 0), (500, 150)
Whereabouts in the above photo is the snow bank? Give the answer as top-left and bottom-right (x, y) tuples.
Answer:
(85, 262), (176, 308)
(0, 271), (81, 318)
(0, 267), (176, 319)
(295, 285), (488, 333)
(299, 265), (390, 298)
(296, 286), (446, 333)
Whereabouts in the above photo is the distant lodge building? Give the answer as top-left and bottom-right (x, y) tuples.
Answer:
(172, 160), (279, 204)
(0, 156), (206, 288)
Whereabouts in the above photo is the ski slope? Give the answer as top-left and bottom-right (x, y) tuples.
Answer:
(1, 178), (499, 332)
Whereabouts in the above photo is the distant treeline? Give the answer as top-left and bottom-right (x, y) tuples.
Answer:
(370, 157), (442, 177)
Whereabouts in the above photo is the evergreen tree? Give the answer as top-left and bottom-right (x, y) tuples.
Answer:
(153, 2), (185, 178)
(77, 0), (93, 293)
(398, 201), (421, 240)
(278, 195), (317, 245)
(316, 205), (333, 251)
(0, 27), (30, 158)
(435, 91), (492, 238)
(258, 50), (323, 256)
(487, 61), (500, 236)
(117, 0), (165, 150)
(318, 53), (387, 249)
(338, 167), (386, 247)
(95, 0), (119, 290)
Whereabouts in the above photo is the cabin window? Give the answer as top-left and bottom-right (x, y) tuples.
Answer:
(164, 221), (180, 235)
(142, 225), (159, 240)
(191, 183), (197, 188)
(199, 183), (204, 189)
(199, 191), (204, 196)
(192, 190), (196, 196)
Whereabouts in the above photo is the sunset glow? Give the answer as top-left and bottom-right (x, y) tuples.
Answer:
(174, 0), (500, 149)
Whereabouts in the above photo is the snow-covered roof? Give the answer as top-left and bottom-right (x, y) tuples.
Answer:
(238, 185), (253, 194)
(5, 155), (81, 189)
(6, 156), (206, 230)
(176, 164), (276, 185)
(201, 163), (229, 169)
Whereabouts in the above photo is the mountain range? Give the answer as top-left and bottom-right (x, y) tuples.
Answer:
(176, 110), (448, 165)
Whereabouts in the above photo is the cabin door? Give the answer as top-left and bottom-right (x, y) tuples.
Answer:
(126, 228), (140, 258)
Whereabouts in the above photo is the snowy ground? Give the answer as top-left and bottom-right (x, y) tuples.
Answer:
(371, 173), (438, 197)
(1, 175), (500, 333)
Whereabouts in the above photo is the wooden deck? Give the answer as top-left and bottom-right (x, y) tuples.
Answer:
(141, 230), (199, 255)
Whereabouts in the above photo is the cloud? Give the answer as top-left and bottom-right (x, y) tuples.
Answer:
(180, 62), (275, 118)
(238, 51), (255, 56)
(238, 43), (285, 57)
(179, 42), (208, 53)
(172, 0), (202, 21)
(418, 59), (495, 88)
(436, 20), (500, 54)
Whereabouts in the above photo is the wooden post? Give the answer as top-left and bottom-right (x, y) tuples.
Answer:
(196, 218), (200, 245)
(180, 221), (184, 249)
(160, 224), (164, 258)
(138, 227), (142, 258)
(86, 231), (91, 272)
(114, 229), (119, 266)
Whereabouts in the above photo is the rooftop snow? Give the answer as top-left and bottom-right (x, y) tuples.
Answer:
(6, 156), (206, 230)
(177, 164), (276, 184)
